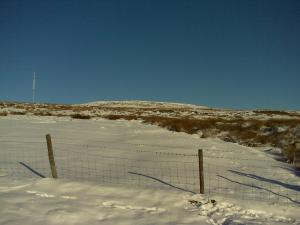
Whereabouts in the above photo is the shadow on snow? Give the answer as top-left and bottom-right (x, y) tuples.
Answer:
(128, 171), (196, 194)
(19, 162), (46, 178)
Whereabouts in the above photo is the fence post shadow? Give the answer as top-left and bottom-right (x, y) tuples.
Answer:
(19, 162), (46, 178)
(228, 170), (300, 192)
(128, 171), (196, 194)
(217, 174), (300, 205)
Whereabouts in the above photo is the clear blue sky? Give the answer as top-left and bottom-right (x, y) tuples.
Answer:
(0, 0), (299, 110)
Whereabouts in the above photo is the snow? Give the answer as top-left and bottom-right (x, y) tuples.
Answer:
(1, 115), (300, 224)
(0, 178), (208, 225)
(1, 177), (299, 225)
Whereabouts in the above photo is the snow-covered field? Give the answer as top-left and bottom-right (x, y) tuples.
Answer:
(2, 178), (300, 225)
(1, 115), (300, 224)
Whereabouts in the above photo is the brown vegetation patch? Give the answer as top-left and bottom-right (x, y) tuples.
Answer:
(10, 111), (26, 115)
(47, 104), (74, 111)
(254, 110), (299, 117)
(0, 111), (8, 116)
(33, 111), (53, 116)
(71, 114), (92, 119)
(103, 115), (139, 120)
(263, 118), (300, 127)
(143, 117), (219, 133)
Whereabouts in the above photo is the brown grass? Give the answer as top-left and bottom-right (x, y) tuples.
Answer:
(33, 111), (53, 116)
(10, 111), (26, 115)
(103, 115), (139, 120)
(238, 131), (259, 140)
(47, 104), (74, 111)
(71, 114), (92, 119)
(0, 111), (7, 116)
(264, 118), (300, 127)
(144, 117), (219, 133)
(254, 110), (300, 117)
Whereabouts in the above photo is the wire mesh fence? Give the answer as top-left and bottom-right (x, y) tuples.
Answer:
(0, 135), (299, 206)
(203, 146), (300, 205)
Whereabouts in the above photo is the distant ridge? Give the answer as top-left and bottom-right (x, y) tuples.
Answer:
(79, 100), (209, 109)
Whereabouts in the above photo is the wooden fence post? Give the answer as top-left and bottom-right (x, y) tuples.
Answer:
(294, 142), (300, 169)
(198, 149), (204, 194)
(46, 134), (58, 178)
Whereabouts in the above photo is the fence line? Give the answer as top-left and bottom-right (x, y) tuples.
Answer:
(0, 135), (299, 206)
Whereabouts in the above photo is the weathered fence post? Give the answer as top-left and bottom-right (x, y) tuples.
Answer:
(198, 149), (204, 194)
(46, 134), (58, 178)
(294, 142), (300, 169)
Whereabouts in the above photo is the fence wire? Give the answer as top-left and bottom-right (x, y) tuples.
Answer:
(0, 136), (299, 206)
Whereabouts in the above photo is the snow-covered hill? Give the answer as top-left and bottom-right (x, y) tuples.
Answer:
(1, 115), (300, 224)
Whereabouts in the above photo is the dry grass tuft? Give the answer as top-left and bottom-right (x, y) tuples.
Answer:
(254, 110), (300, 117)
(10, 111), (26, 115)
(103, 115), (139, 120)
(0, 111), (8, 116)
(33, 111), (52, 116)
(254, 110), (283, 116)
(143, 117), (218, 134)
(47, 104), (74, 111)
(71, 114), (92, 119)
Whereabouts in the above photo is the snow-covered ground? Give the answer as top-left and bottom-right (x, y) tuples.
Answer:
(1, 177), (300, 225)
(1, 115), (300, 224)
